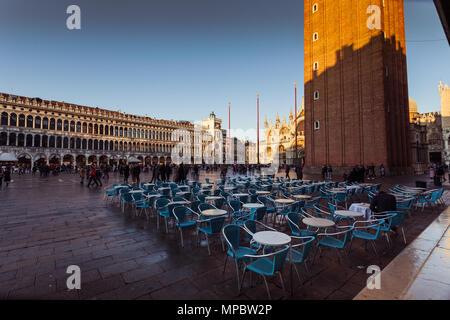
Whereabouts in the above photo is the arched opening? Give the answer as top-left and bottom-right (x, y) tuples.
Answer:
(99, 155), (108, 165)
(49, 155), (60, 165)
(0, 132), (7, 146)
(88, 155), (98, 166)
(76, 155), (86, 168)
(34, 156), (47, 167)
(17, 154), (32, 169)
(63, 154), (74, 166)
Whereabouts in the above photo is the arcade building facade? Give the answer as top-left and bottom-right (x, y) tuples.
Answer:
(0, 92), (194, 169)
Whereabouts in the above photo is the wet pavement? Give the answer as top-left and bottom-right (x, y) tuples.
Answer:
(0, 170), (447, 300)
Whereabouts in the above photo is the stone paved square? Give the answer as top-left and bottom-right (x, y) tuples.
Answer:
(0, 170), (446, 300)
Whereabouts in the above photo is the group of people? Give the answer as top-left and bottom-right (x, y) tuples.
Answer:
(79, 164), (111, 187)
(321, 165), (333, 180)
(344, 164), (385, 183)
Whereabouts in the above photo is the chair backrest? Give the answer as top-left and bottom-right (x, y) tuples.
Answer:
(388, 211), (405, 227)
(198, 202), (215, 213)
(286, 212), (300, 235)
(222, 224), (241, 253)
(172, 196), (186, 202)
(173, 206), (188, 223)
(291, 236), (315, 261)
(228, 199), (241, 213)
(253, 206), (266, 221)
(208, 216), (226, 233)
(214, 197), (225, 209)
(197, 194), (207, 202)
(155, 197), (170, 209)
(272, 246), (290, 273)
(190, 200), (200, 213)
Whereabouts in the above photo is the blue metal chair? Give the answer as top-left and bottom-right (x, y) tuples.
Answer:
(120, 189), (133, 213)
(286, 212), (317, 237)
(198, 216), (226, 255)
(173, 206), (200, 247)
(155, 198), (170, 232)
(286, 236), (315, 282)
(132, 193), (151, 218)
(198, 202), (217, 215)
(240, 245), (290, 300)
(222, 224), (258, 291)
(349, 218), (385, 256)
(314, 226), (354, 263)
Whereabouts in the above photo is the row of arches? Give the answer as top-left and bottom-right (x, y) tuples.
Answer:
(0, 131), (174, 153)
(1, 112), (173, 141)
(17, 153), (172, 168)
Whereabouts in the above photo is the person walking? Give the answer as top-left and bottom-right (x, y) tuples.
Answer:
(327, 165), (332, 180)
(0, 167), (4, 188)
(150, 164), (158, 183)
(79, 166), (85, 184)
(295, 163), (303, 180)
(133, 164), (141, 187)
(87, 166), (98, 187)
(95, 166), (103, 187)
(380, 164), (385, 177)
(285, 163), (290, 180)
(4, 167), (11, 187)
(123, 164), (130, 184)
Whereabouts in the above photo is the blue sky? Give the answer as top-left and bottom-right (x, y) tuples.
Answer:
(0, 0), (448, 140)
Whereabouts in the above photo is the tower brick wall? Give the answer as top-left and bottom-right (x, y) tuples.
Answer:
(304, 0), (411, 175)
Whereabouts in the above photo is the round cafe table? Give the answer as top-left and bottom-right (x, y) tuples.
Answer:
(128, 189), (144, 194)
(302, 217), (335, 228)
(205, 196), (222, 201)
(252, 231), (291, 247)
(274, 198), (295, 204)
(255, 191), (270, 195)
(334, 210), (364, 218)
(169, 200), (190, 206)
(243, 203), (264, 210)
(292, 195), (311, 200)
(201, 209), (227, 217)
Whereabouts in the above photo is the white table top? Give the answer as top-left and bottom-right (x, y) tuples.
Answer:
(169, 201), (190, 205)
(176, 191), (190, 195)
(275, 198), (295, 204)
(233, 193), (248, 197)
(158, 187), (170, 190)
(143, 183), (155, 186)
(255, 191), (270, 195)
(243, 203), (264, 209)
(334, 210), (364, 218)
(302, 217), (335, 228)
(252, 231), (291, 246)
(201, 209), (227, 216)
(128, 189), (144, 193)
(205, 196), (222, 200)
(292, 195), (311, 199)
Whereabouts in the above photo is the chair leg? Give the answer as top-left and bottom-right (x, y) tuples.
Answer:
(180, 229), (184, 248)
(165, 218), (169, 234)
(206, 234), (211, 255)
(223, 255), (228, 274)
(262, 275), (271, 300)
(401, 227), (407, 244)
(235, 262), (241, 293)
(371, 240), (378, 256)
(278, 272), (286, 298)
(239, 268), (247, 294)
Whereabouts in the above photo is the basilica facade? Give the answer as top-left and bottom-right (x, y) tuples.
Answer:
(262, 102), (305, 166)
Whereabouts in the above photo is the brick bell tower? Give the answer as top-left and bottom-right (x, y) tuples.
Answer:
(304, 0), (411, 175)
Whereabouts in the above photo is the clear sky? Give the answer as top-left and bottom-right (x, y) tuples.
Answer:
(0, 0), (448, 141)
